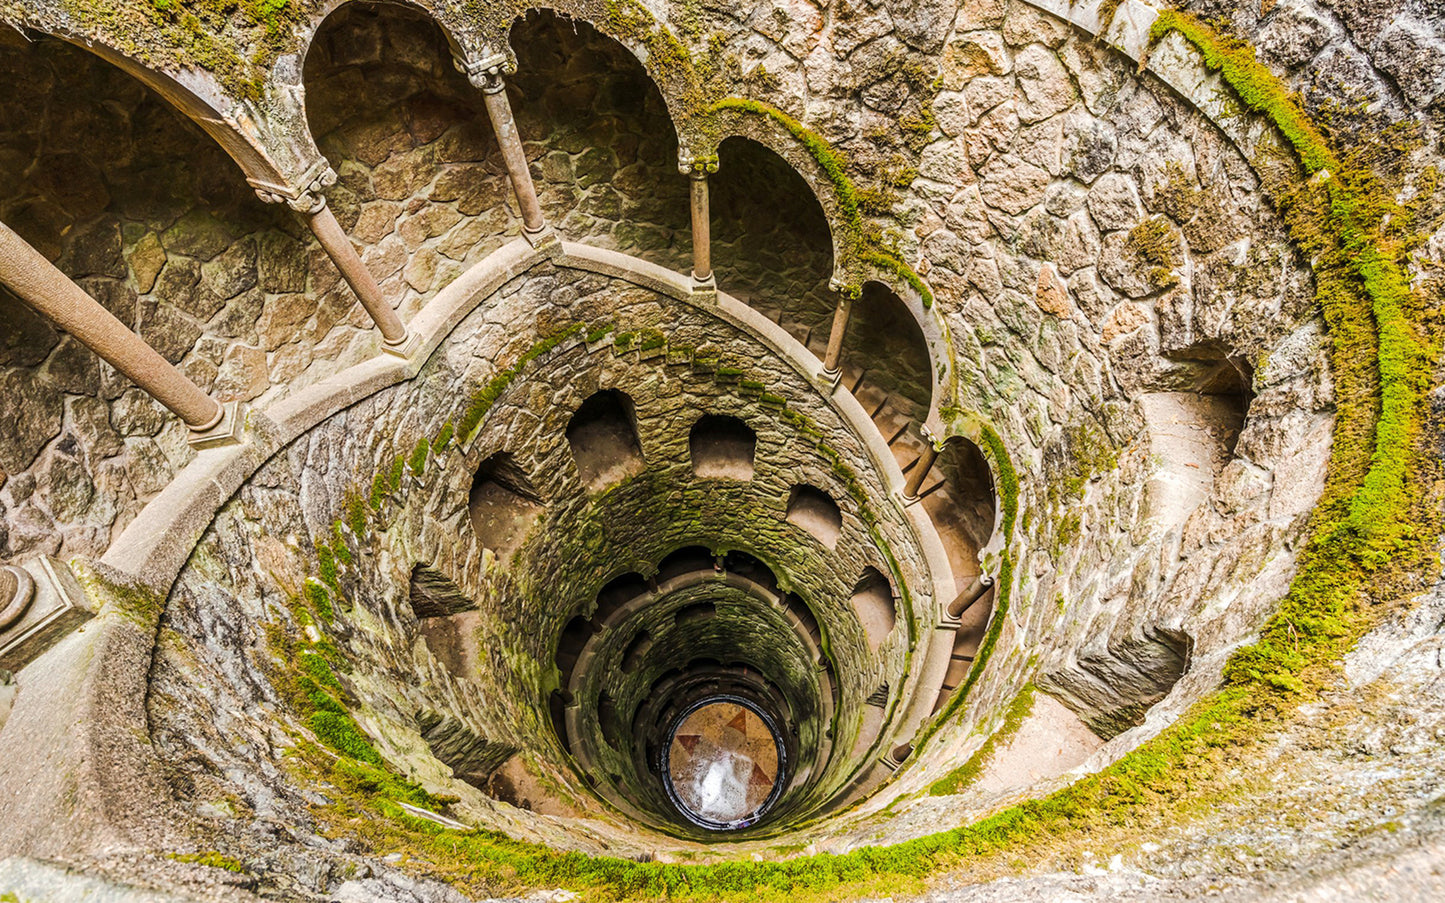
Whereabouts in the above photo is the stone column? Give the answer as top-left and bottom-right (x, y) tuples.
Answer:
(253, 163), (416, 357)
(680, 154), (718, 298)
(946, 574), (994, 620)
(821, 293), (852, 378)
(902, 435), (940, 502)
(0, 219), (231, 440)
(478, 72), (545, 235)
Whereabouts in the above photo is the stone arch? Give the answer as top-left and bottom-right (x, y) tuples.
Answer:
(843, 280), (934, 424)
(710, 136), (837, 341)
(13, 26), (317, 193)
(595, 571), (650, 622)
(302, 0), (512, 277)
(505, 8), (689, 269)
(849, 567), (896, 653)
(689, 413), (757, 480)
(656, 546), (716, 585)
(503, 5), (699, 131)
(921, 435), (999, 584)
(565, 388), (646, 491)
(785, 486), (843, 550)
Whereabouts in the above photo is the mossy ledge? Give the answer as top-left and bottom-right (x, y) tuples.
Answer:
(271, 16), (1440, 903)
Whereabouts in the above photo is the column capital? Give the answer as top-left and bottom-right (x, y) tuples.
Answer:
(249, 158), (336, 213)
(454, 51), (515, 92)
(678, 153), (718, 177)
(920, 423), (942, 451)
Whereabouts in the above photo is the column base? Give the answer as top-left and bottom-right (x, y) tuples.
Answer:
(188, 400), (245, 450)
(0, 557), (93, 672)
(524, 224), (561, 257)
(381, 329), (423, 361)
(818, 366), (842, 389)
(899, 490), (923, 508)
(690, 272), (717, 304)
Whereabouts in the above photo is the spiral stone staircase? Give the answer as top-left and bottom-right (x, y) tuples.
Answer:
(0, 0), (1442, 900)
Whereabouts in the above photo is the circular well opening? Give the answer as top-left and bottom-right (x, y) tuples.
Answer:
(662, 695), (787, 830)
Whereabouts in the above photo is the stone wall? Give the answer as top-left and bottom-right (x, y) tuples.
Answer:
(147, 261), (938, 855)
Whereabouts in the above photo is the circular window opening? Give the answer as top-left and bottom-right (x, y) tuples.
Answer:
(662, 696), (786, 830)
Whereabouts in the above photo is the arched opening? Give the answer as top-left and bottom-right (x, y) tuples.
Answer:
(785, 485), (843, 549)
(689, 414), (756, 480)
(1039, 626), (1193, 740)
(595, 571), (650, 622)
(0, 30), (293, 565)
(1138, 345), (1255, 531)
(674, 601), (717, 627)
(554, 615), (597, 677)
(304, 2), (512, 291)
(621, 629), (654, 673)
(850, 567), (896, 653)
(921, 436), (997, 596)
(469, 451), (543, 559)
(711, 137), (836, 343)
(721, 550), (777, 591)
(507, 10), (688, 269)
(566, 389), (645, 491)
(656, 546), (715, 584)
(549, 689), (572, 755)
(598, 690), (621, 749)
(410, 563), (482, 682)
(841, 282), (933, 473)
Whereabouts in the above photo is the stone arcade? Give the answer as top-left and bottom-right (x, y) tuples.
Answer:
(0, 0), (1442, 900)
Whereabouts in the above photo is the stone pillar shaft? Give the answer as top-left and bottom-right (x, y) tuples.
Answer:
(481, 75), (545, 233)
(689, 172), (711, 281)
(0, 220), (224, 432)
(304, 202), (408, 345)
(946, 574), (994, 620)
(822, 295), (852, 374)
(903, 443), (939, 500)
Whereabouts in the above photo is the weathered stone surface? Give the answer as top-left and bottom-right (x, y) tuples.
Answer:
(978, 155), (1049, 214)
(0, 371), (62, 473)
(1014, 45), (1076, 122)
(126, 232), (166, 294)
(1087, 173), (1144, 232)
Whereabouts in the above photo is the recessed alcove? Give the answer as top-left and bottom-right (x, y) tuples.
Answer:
(566, 389), (646, 491)
(409, 564), (483, 682)
(689, 414), (757, 480)
(850, 567), (897, 653)
(1039, 626), (1193, 740)
(785, 485), (843, 549)
(469, 452), (543, 559)
(675, 601), (716, 627)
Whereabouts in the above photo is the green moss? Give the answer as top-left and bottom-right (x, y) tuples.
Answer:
(308, 711), (383, 766)
(1126, 216), (1182, 288)
(167, 850), (246, 872)
(929, 685), (1035, 795)
(433, 421), (455, 454)
(409, 438), (430, 475)
(316, 542), (340, 593)
(638, 329), (667, 352)
(460, 325), (584, 442)
(345, 494), (368, 536)
(862, 249), (935, 308)
(303, 578), (334, 623)
(369, 470), (391, 511)
(55, 0), (308, 102)
(331, 522), (354, 566)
